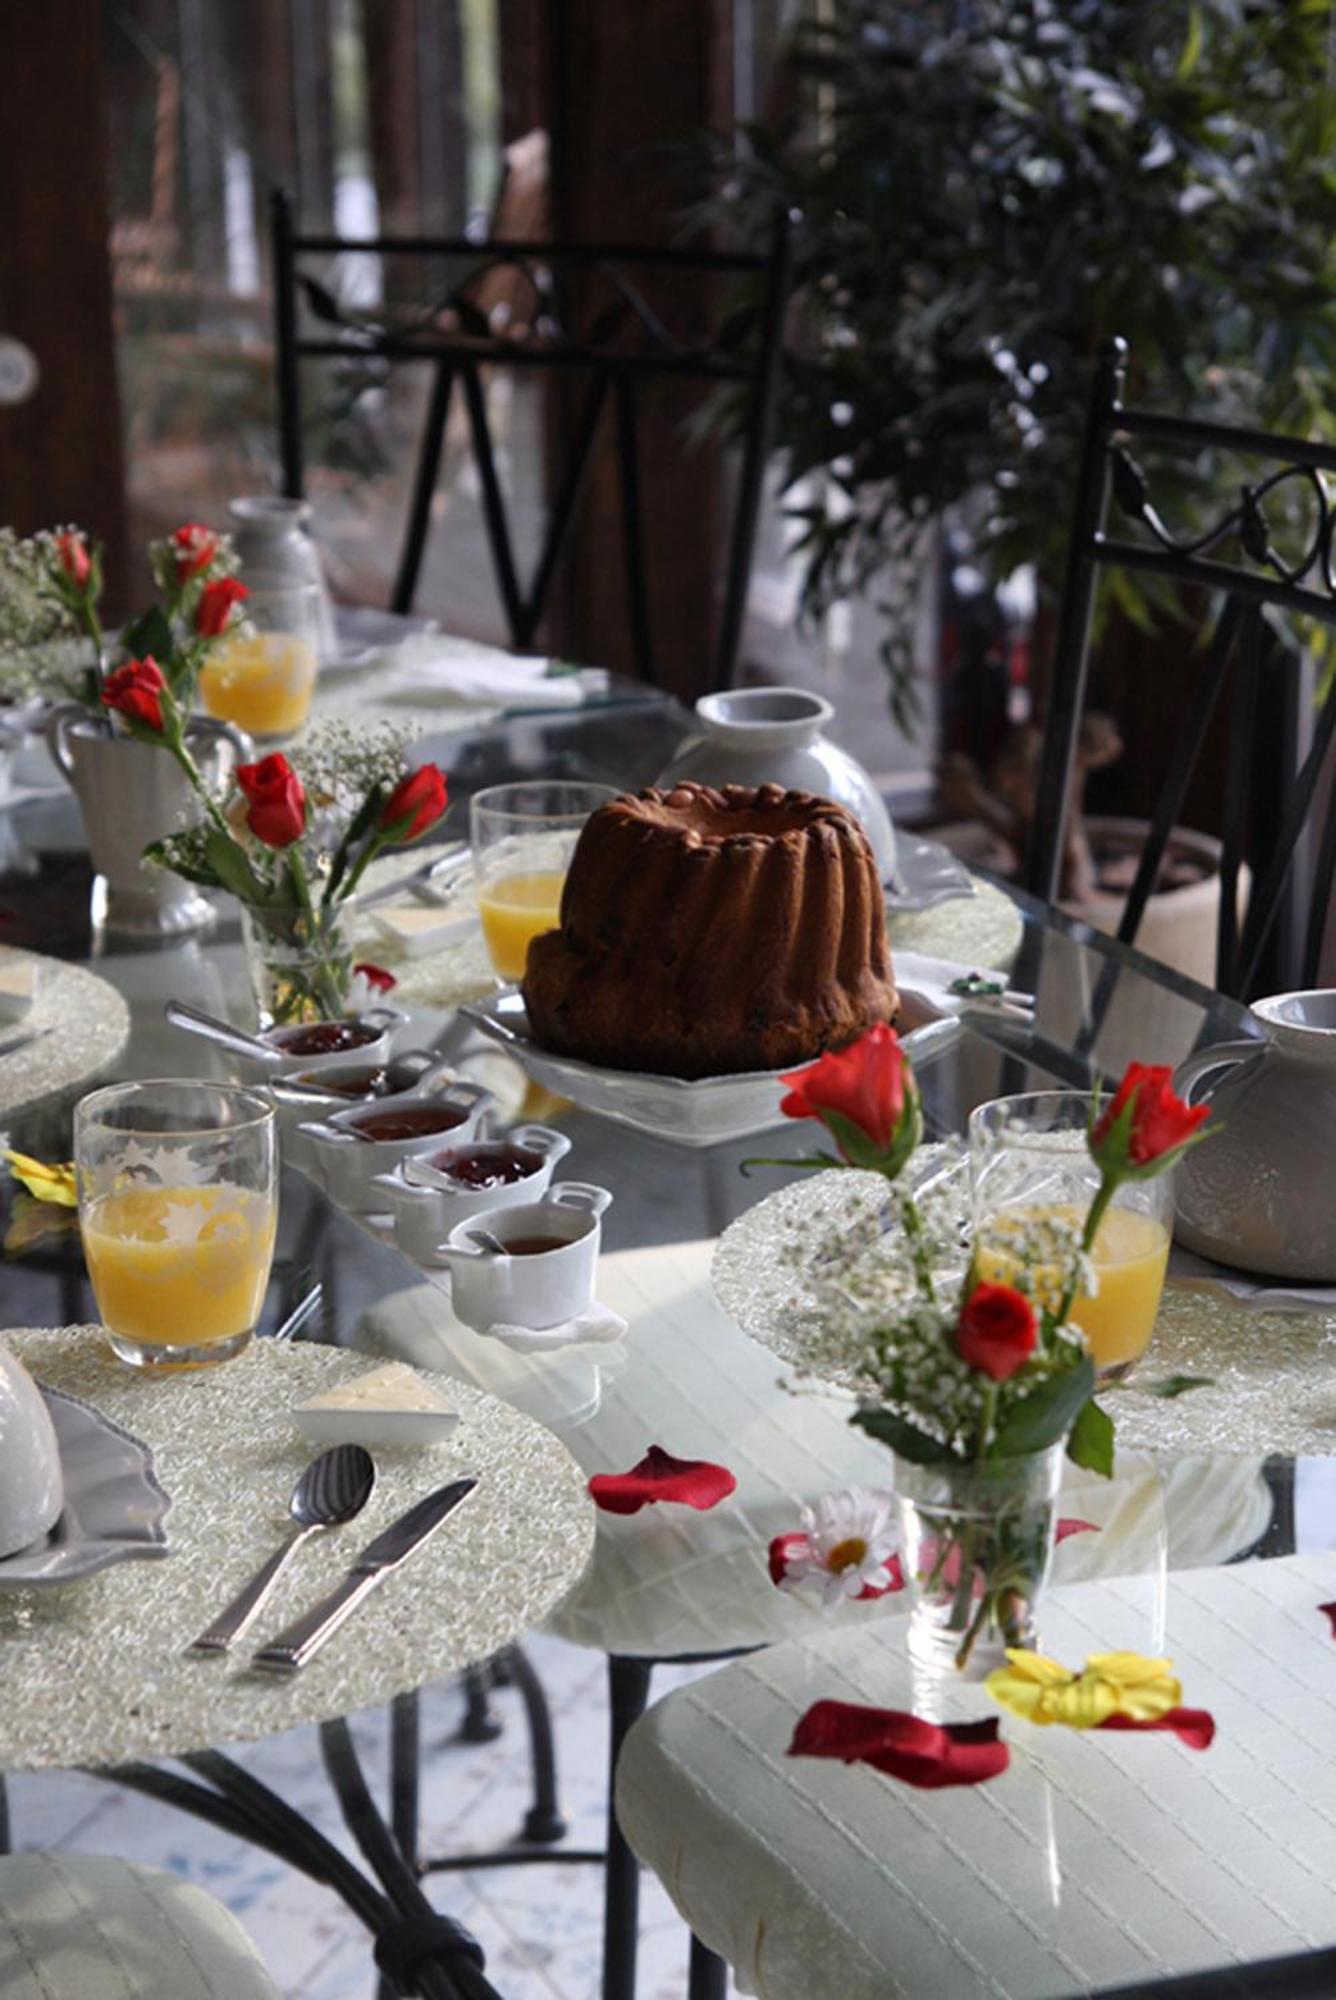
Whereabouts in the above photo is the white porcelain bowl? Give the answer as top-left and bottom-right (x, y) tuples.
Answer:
(267, 1052), (459, 1171)
(0, 1348), (64, 1560)
(300, 1080), (493, 1213)
(440, 1181), (612, 1332)
(375, 1124), (572, 1266)
(258, 1004), (408, 1078)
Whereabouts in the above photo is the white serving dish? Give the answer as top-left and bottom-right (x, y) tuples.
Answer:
(460, 985), (951, 1149)
(366, 900), (477, 959)
(267, 1052), (459, 1171)
(292, 1361), (460, 1447)
(440, 1181), (612, 1332)
(259, 1004), (409, 1077)
(0, 1348), (63, 1559)
(375, 1124), (572, 1266)
(300, 1079), (493, 1213)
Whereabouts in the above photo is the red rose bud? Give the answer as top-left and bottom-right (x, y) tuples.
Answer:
(379, 763), (448, 843)
(54, 531), (91, 591)
(172, 522), (220, 581)
(101, 656), (168, 735)
(780, 1023), (922, 1176)
(954, 1281), (1037, 1382)
(236, 753), (307, 849)
(1090, 1062), (1210, 1176)
(196, 576), (249, 638)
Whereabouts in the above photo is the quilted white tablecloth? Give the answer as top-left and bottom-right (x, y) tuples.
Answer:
(362, 1240), (1272, 1662)
(617, 1552), (1336, 1999)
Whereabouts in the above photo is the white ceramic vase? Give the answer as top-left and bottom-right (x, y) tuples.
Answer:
(655, 686), (897, 879)
(228, 496), (339, 660)
(47, 707), (251, 938)
(0, 1347), (63, 1560)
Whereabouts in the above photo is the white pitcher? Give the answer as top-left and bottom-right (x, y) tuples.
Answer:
(228, 497), (338, 660)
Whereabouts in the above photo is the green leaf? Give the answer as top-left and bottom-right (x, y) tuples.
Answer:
(202, 826), (265, 904)
(324, 780), (385, 905)
(851, 1405), (953, 1465)
(121, 605), (174, 667)
(992, 1356), (1096, 1458)
(1143, 1373), (1215, 1399)
(1066, 1395), (1115, 1477)
(1177, 5), (1204, 80)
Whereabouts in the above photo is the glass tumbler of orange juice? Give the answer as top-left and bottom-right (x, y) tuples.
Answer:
(198, 581), (321, 740)
(470, 781), (616, 984)
(75, 1081), (278, 1371)
(969, 1089), (1173, 1380)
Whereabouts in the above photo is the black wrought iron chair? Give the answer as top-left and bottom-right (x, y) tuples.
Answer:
(1024, 336), (1336, 999)
(270, 186), (791, 689)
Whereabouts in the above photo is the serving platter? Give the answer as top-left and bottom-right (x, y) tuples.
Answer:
(0, 1384), (171, 1586)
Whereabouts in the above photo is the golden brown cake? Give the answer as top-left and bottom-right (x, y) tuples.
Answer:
(521, 781), (898, 1079)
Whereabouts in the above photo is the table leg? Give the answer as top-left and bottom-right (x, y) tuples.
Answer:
(0, 1772), (10, 1855)
(602, 1654), (655, 2000)
(688, 1933), (728, 2000)
(506, 1642), (567, 1844)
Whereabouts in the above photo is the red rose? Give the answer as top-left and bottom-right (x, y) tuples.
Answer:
(379, 764), (448, 843)
(196, 576), (249, 638)
(236, 753), (307, 848)
(101, 656), (167, 735)
(780, 1023), (920, 1175)
(172, 522), (220, 581)
(352, 961), (397, 993)
(954, 1282), (1037, 1382)
(54, 531), (91, 590)
(1090, 1062), (1210, 1174)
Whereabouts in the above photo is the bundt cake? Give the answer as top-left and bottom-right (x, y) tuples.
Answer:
(521, 781), (898, 1079)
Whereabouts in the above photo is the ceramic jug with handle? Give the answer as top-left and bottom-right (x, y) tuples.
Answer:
(1174, 989), (1336, 1281)
(228, 497), (338, 660)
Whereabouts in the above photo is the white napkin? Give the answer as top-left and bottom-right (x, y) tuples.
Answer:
(479, 1300), (628, 1354)
(895, 950), (1032, 1021)
(353, 634), (602, 710)
(1167, 1245), (1336, 1315)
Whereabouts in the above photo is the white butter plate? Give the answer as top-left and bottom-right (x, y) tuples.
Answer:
(293, 1362), (461, 1447)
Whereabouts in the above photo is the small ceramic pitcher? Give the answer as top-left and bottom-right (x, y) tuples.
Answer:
(0, 1348), (64, 1559)
(654, 686), (897, 879)
(228, 496), (339, 660)
(376, 1125), (573, 1267)
(441, 1182), (612, 1332)
(1174, 989), (1336, 1280)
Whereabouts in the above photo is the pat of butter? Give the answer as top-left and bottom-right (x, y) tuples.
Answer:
(368, 902), (477, 959)
(0, 953), (35, 1023)
(300, 1363), (454, 1417)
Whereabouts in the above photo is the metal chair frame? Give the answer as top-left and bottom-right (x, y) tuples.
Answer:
(270, 187), (791, 690)
(1024, 335), (1336, 999)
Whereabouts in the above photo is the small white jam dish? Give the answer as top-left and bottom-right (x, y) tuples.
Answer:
(374, 1124), (572, 1266)
(440, 1181), (613, 1333)
(300, 1081), (493, 1212)
(0, 950), (36, 1025)
(293, 1362), (460, 1447)
(0, 1348), (64, 1559)
(267, 1052), (459, 1169)
(259, 1004), (408, 1077)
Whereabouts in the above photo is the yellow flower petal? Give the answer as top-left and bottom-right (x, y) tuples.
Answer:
(1002, 1649), (1075, 1686)
(989, 1650), (1186, 1732)
(1043, 1670), (1122, 1730)
(987, 1654), (1077, 1724)
(4, 1151), (77, 1208)
(1086, 1652), (1175, 1686)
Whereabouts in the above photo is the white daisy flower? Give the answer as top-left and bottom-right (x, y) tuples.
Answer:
(772, 1487), (900, 1609)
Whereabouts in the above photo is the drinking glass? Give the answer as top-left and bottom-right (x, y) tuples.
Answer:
(198, 580), (321, 739)
(470, 781), (616, 983)
(969, 1089), (1173, 1380)
(75, 1080), (278, 1371)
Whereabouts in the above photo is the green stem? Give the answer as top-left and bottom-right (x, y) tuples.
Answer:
(79, 599), (106, 683)
(1056, 1170), (1118, 1327)
(288, 848), (346, 1017)
(976, 1381), (998, 1461)
(168, 735), (232, 840)
(899, 1189), (936, 1303)
(333, 829), (386, 907)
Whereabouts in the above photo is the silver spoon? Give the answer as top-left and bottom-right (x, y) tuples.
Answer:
(188, 1444), (376, 1655)
(466, 1228), (510, 1257)
(165, 999), (287, 1066)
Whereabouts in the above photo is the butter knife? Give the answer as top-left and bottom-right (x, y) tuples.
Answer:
(251, 1476), (477, 1672)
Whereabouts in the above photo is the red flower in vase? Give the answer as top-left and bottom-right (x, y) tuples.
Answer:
(954, 1282), (1037, 1382)
(101, 657), (167, 735)
(779, 1024), (920, 1175)
(172, 522), (220, 582)
(1090, 1063), (1210, 1173)
(379, 764), (448, 844)
(54, 531), (91, 590)
(237, 753), (307, 849)
(196, 576), (249, 638)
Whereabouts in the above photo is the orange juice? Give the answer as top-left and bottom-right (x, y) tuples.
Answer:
(199, 632), (318, 737)
(478, 869), (566, 981)
(82, 1185), (277, 1356)
(978, 1203), (1170, 1372)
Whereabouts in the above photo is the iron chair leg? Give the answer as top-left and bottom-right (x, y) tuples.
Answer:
(602, 1654), (655, 2000)
(504, 1642), (568, 1844)
(458, 1662), (504, 1743)
(689, 1934), (728, 2000)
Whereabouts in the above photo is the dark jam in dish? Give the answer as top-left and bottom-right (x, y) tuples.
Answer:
(298, 1066), (392, 1099)
(431, 1144), (542, 1189)
(271, 1021), (377, 1057)
(350, 1103), (469, 1142)
(498, 1233), (569, 1256)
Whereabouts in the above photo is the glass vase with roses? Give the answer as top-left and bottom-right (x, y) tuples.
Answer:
(115, 668), (449, 1025)
(756, 1030), (1211, 1673)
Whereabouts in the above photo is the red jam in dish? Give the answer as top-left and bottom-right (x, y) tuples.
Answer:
(271, 1021), (378, 1057)
(350, 1103), (470, 1142)
(298, 1066), (393, 1099)
(430, 1144), (542, 1189)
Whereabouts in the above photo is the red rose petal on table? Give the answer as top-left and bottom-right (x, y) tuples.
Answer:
(1318, 1602), (1336, 1638)
(857, 1552), (906, 1599)
(1056, 1519), (1100, 1543)
(589, 1445), (736, 1516)
(768, 1531), (805, 1586)
(790, 1699), (1009, 1790)
(1098, 1707), (1215, 1751)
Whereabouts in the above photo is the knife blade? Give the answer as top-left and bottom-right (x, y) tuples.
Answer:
(251, 1475), (478, 1672)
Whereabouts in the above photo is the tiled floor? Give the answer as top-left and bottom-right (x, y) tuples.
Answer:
(6, 1632), (718, 2000)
